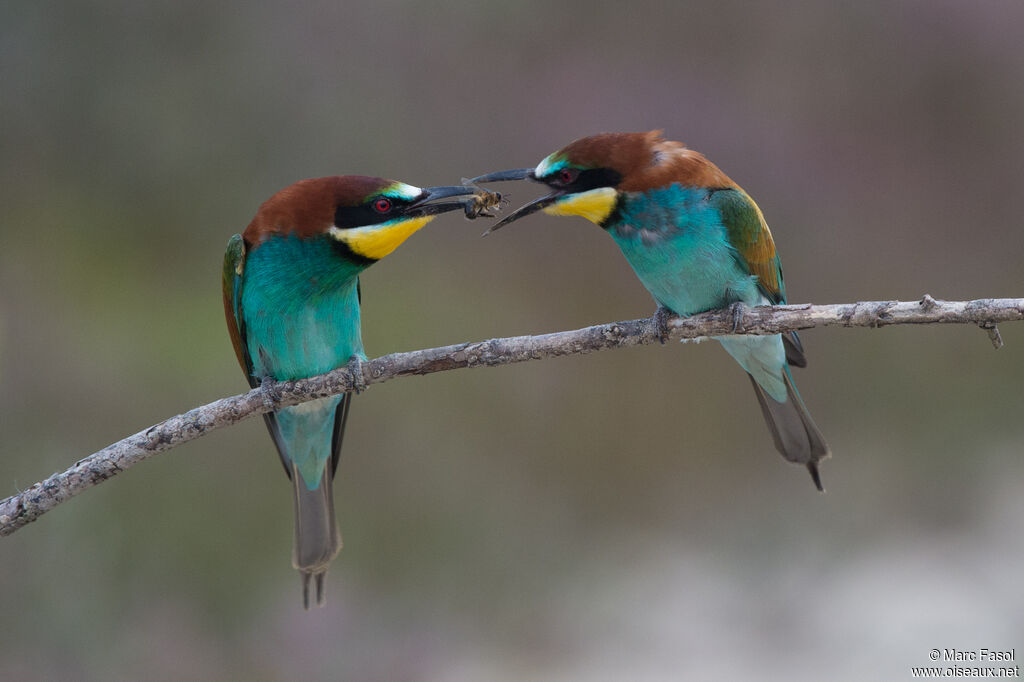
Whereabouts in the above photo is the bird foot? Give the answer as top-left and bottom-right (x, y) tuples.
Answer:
(729, 302), (747, 333)
(652, 306), (674, 344)
(347, 356), (367, 394)
(260, 375), (282, 411)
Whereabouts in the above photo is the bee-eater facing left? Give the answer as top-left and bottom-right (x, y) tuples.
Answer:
(223, 176), (491, 608)
(471, 131), (829, 490)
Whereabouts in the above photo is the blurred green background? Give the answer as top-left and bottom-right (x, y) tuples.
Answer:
(2, 1), (1022, 680)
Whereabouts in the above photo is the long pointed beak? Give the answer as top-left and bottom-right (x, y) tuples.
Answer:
(482, 192), (562, 235)
(412, 184), (479, 205)
(469, 167), (549, 234)
(407, 184), (485, 218)
(467, 168), (536, 184)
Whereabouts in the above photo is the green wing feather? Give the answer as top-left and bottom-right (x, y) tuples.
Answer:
(222, 234), (295, 477)
(222, 234), (254, 383)
(712, 188), (785, 303)
(713, 188), (806, 367)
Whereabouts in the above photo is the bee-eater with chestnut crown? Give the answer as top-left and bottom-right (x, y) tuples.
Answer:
(223, 176), (491, 607)
(471, 131), (829, 490)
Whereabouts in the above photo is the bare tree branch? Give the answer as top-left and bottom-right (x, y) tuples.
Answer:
(2, 296), (1021, 536)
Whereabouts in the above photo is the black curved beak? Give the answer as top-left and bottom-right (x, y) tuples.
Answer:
(481, 192), (563, 235)
(407, 185), (486, 218)
(469, 167), (555, 235)
(467, 168), (537, 184)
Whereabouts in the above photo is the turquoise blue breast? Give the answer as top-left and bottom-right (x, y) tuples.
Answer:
(241, 234), (366, 488)
(241, 234), (365, 380)
(607, 185), (787, 401)
(607, 185), (764, 315)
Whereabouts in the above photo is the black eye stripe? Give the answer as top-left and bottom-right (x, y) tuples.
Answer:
(547, 167), (622, 192)
(333, 196), (410, 229)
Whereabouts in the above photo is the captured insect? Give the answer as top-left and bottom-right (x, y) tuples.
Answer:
(462, 187), (505, 220)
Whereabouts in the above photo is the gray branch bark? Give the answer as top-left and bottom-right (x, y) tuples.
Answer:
(2, 296), (1021, 536)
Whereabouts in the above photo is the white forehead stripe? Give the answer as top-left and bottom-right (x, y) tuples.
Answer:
(386, 182), (422, 200)
(534, 154), (565, 179)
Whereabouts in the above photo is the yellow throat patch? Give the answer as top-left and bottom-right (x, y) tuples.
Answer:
(542, 187), (618, 224)
(329, 216), (433, 260)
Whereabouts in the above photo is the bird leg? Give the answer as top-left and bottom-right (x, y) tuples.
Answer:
(652, 306), (674, 344)
(729, 302), (747, 333)
(347, 355), (367, 394)
(260, 375), (282, 411)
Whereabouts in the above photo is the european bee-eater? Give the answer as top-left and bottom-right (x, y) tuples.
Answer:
(223, 176), (494, 607)
(471, 131), (829, 489)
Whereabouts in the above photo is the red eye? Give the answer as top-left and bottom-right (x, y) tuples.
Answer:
(373, 197), (392, 213)
(558, 168), (577, 185)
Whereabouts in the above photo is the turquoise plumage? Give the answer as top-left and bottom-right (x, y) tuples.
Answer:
(610, 186), (790, 398)
(472, 131), (829, 489)
(241, 233), (364, 486)
(224, 176), (494, 607)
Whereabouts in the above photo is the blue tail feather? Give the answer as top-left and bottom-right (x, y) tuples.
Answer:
(718, 334), (829, 490)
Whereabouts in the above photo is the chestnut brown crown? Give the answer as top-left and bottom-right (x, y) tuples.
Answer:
(539, 131), (737, 193)
(242, 176), (404, 245)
